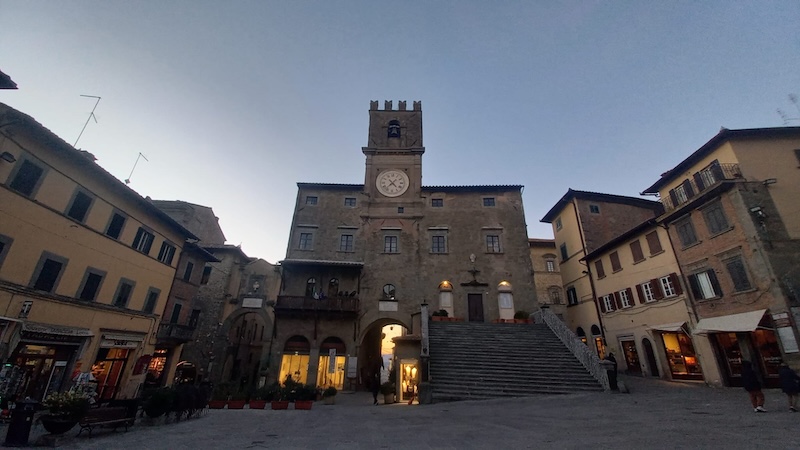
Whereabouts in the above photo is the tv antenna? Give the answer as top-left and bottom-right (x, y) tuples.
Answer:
(74, 95), (101, 147)
(777, 93), (800, 125)
(125, 152), (149, 185)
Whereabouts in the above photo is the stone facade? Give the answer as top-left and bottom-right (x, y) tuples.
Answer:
(528, 238), (566, 320)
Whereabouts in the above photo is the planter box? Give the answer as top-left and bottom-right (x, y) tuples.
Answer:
(294, 400), (313, 410)
(323, 396), (335, 405)
(271, 401), (289, 410)
(227, 400), (246, 409)
(208, 400), (227, 409)
(383, 393), (395, 404)
(249, 400), (267, 410)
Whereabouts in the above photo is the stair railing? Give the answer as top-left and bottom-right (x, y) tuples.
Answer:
(533, 308), (610, 391)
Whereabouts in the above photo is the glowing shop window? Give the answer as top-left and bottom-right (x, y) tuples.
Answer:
(279, 353), (309, 385)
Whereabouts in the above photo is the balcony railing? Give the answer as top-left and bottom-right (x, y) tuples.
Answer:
(157, 323), (197, 343)
(275, 295), (359, 313)
(661, 162), (742, 212)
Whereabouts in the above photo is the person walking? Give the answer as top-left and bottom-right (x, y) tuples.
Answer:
(778, 361), (800, 412)
(741, 360), (766, 412)
(370, 369), (380, 405)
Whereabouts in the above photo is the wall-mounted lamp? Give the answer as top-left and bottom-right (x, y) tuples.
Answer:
(749, 206), (767, 219)
(0, 151), (16, 163)
(762, 178), (777, 186)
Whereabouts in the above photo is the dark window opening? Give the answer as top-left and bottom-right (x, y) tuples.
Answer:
(183, 262), (194, 281)
(114, 281), (134, 307)
(143, 290), (159, 314)
(200, 266), (212, 284)
(9, 160), (44, 197)
(106, 213), (126, 239)
(33, 259), (63, 292)
(78, 272), (103, 301)
(67, 191), (93, 222)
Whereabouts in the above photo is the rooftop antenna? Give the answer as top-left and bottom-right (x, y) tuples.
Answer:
(74, 95), (101, 147)
(777, 93), (800, 125)
(125, 152), (148, 185)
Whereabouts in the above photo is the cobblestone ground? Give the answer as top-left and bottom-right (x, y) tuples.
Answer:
(6, 376), (800, 449)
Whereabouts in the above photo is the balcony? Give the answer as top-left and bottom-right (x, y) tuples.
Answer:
(660, 162), (742, 212)
(157, 323), (197, 344)
(275, 295), (360, 317)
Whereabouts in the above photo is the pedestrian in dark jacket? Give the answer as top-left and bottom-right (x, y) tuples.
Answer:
(741, 360), (766, 412)
(778, 361), (800, 412)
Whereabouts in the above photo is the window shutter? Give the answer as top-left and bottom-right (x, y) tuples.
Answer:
(693, 172), (706, 191)
(707, 269), (723, 297)
(613, 292), (622, 310)
(688, 274), (702, 300)
(596, 297), (605, 313)
(651, 278), (664, 300)
(635, 284), (646, 304)
(626, 287), (634, 305)
(669, 273), (683, 295)
(682, 179), (695, 198)
(710, 160), (723, 181)
(669, 189), (678, 208)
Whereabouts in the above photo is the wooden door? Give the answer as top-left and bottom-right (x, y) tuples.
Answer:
(467, 294), (484, 322)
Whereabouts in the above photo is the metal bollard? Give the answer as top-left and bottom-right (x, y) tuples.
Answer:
(4, 397), (39, 447)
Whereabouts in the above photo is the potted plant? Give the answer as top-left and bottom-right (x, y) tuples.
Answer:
(143, 387), (175, 418)
(514, 310), (532, 323)
(270, 382), (289, 410)
(379, 382), (395, 404)
(227, 391), (247, 409)
(293, 384), (316, 410)
(40, 390), (90, 434)
(249, 385), (273, 409)
(431, 309), (449, 321)
(208, 383), (230, 409)
(322, 386), (337, 405)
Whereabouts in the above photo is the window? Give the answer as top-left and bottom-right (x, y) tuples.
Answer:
(0, 234), (12, 270)
(688, 270), (722, 300)
(669, 180), (695, 207)
(640, 282), (656, 303)
(594, 260), (606, 278)
(339, 234), (354, 252)
(619, 289), (632, 308)
(183, 261), (194, 281)
(675, 218), (698, 247)
(305, 196), (318, 205)
(9, 159), (45, 197)
(486, 235), (501, 253)
(702, 202), (730, 235)
(560, 243), (568, 261)
(589, 204), (600, 214)
(602, 294), (615, 313)
(113, 279), (135, 308)
(397, 207), (404, 213)
(383, 284), (396, 300)
(299, 232), (313, 250)
(158, 242), (176, 265)
(545, 260), (556, 272)
(630, 240), (644, 263)
(660, 276), (677, 297)
(431, 198), (443, 207)
(694, 160), (723, 191)
(143, 288), (160, 314)
(105, 212), (126, 240)
(132, 227), (155, 255)
(483, 197), (495, 207)
(189, 309), (201, 328)
(388, 120), (401, 138)
(609, 251), (622, 272)
(66, 190), (93, 222)
(645, 231), (663, 255)
(30, 252), (67, 293)
(549, 287), (562, 305)
(77, 268), (105, 301)
(200, 266), (212, 284)
(431, 235), (446, 253)
(305, 278), (316, 297)
(566, 286), (578, 306)
(555, 218), (563, 231)
(384, 235), (398, 253)
(169, 303), (182, 323)
(725, 257), (752, 292)
(344, 197), (356, 207)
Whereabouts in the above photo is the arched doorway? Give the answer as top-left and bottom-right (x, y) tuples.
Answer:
(317, 337), (346, 389)
(358, 321), (407, 391)
(576, 327), (587, 345)
(591, 325), (604, 359)
(642, 337), (660, 377)
(222, 311), (268, 393)
(279, 335), (310, 384)
(173, 361), (197, 385)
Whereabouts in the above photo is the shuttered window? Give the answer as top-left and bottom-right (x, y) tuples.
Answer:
(595, 260), (606, 278)
(630, 240), (644, 263)
(688, 270), (722, 300)
(645, 231), (663, 255)
(610, 251), (622, 272)
(725, 257), (752, 292)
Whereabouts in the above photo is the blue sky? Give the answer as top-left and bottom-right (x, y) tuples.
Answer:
(3, 1), (798, 263)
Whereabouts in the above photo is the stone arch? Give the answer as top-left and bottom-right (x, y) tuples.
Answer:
(215, 307), (274, 390)
(357, 318), (411, 389)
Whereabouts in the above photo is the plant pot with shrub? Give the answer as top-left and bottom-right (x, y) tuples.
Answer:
(40, 391), (90, 434)
(143, 387), (175, 418)
(208, 383), (230, 409)
(293, 384), (316, 410)
(227, 391), (247, 409)
(322, 386), (337, 405)
(380, 382), (395, 404)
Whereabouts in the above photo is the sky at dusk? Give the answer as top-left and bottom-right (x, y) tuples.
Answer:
(3, 1), (799, 263)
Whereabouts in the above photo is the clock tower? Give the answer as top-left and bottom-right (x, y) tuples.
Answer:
(363, 100), (424, 210)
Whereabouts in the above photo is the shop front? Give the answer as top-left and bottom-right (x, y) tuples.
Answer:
(649, 322), (703, 381)
(316, 337), (346, 389)
(694, 310), (781, 388)
(278, 336), (310, 385)
(91, 332), (145, 401)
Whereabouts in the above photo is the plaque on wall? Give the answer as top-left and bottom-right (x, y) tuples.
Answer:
(242, 297), (264, 308)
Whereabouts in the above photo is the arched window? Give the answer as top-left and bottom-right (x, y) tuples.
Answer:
(305, 278), (316, 298)
(438, 281), (453, 312)
(383, 284), (396, 300)
(576, 327), (587, 345)
(280, 335), (311, 384)
(548, 286), (562, 304)
(328, 278), (339, 298)
(497, 281), (513, 310)
(387, 120), (401, 138)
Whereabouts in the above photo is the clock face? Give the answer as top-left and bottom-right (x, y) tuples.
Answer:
(377, 170), (409, 197)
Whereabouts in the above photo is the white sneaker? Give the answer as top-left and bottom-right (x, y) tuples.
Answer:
(756, 406), (767, 412)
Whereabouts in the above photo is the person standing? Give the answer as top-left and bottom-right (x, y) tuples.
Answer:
(370, 369), (380, 405)
(741, 360), (766, 412)
(778, 361), (800, 412)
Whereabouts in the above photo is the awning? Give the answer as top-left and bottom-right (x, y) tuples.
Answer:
(648, 322), (686, 332)
(693, 309), (768, 334)
(22, 321), (93, 337)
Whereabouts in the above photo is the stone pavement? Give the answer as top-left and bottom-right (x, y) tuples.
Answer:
(5, 376), (800, 449)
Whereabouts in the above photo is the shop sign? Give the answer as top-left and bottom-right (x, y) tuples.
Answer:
(242, 297), (263, 308)
(328, 348), (336, 374)
(777, 327), (799, 353)
(771, 313), (791, 328)
(100, 339), (140, 349)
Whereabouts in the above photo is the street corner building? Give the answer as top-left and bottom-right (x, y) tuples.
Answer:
(271, 100), (538, 392)
(0, 103), (199, 402)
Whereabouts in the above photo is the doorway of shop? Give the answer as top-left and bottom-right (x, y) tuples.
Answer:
(642, 338), (660, 377)
(359, 322), (405, 395)
(620, 339), (642, 375)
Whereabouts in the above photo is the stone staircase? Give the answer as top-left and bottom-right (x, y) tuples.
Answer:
(428, 321), (604, 401)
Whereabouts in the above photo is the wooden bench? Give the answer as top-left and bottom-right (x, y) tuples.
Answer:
(77, 406), (135, 437)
